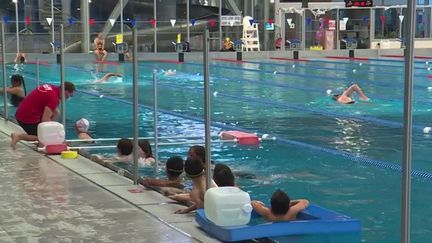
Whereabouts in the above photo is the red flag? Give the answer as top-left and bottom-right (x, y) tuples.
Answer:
(25, 16), (31, 25)
(379, 15), (385, 23)
(209, 19), (216, 27)
(268, 18), (273, 24)
(150, 18), (156, 28)
(89, 18), (95, 27)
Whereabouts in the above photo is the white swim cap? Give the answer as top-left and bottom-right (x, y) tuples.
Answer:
(76, 118), (90, 132)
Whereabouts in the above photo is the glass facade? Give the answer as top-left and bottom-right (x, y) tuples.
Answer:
(0, 0), (431, 52)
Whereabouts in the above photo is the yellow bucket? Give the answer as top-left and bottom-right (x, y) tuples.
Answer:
(61, 150), (78, 159)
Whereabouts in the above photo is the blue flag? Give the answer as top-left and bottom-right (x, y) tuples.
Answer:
(68, 17), (75, 26)
(3, 16), (10, 24)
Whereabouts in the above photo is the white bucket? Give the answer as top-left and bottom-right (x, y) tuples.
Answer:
(204, 187), (252, 227)
(37, 121), (65, 146)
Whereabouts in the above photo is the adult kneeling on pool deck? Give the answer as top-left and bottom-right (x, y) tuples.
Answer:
(10, 82), (76, 149)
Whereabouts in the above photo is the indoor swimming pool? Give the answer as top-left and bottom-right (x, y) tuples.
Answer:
(2, 57), (432, 242)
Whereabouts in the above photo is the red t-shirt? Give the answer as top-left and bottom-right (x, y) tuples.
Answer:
(16, 84), (60, 124)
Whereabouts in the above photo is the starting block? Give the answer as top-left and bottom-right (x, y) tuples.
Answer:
(220, 131), (259, 145)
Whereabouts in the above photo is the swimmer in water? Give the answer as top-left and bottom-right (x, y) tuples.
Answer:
(332, 84), (369, 104)
(94, 73), (123, 83)
(164, 69), (176, 76)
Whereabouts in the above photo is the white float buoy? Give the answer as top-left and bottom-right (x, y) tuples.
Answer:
(273, 71), (277, 74)
(428, 67), (431, 71)
(423, 127), (432, 134)
(326, 89), (332, 95)
(262, 134), (270, 139)
(428, 87), (432, 91)
(352, 69), (357, 73)
(213, 91), (218, 97)
(359, 63), (363, 66)
(426, 61), (429, 65)
(99, 95), (104, 98)
(292, 64), (296, 68)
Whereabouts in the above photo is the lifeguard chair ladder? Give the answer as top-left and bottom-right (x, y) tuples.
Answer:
(242, 16), (260, 52)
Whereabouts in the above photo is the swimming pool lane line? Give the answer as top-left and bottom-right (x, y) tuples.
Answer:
(156, 81), (428, 133)
(147, 69), (432, 108)
(25, 64), (432, 108)
(269, 57), (310, 62)
(267, 57), (432, 72)
(68, 60), (432, 109)
(380, 54), (432, 60)
(184, 62), (432, 90)
(207, 59), (432, 86)
(236, 59), (431, 79)
(75, 88), (432, 182)
(170, 62), (432, 98)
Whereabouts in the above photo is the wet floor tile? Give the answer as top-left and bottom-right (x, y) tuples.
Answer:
(0, 132), (197, 242)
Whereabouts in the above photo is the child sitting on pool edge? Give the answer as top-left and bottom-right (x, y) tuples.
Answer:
(251, 189), (309, 221)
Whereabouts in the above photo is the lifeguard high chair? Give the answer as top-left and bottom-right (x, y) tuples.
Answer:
(242, 16), (260, 52)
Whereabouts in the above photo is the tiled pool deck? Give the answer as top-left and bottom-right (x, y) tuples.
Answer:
(0, 118), (220, 242)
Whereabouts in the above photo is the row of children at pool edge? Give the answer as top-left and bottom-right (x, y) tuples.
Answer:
(74, 119), (309, 221)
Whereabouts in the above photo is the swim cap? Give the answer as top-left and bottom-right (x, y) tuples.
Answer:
(76, 118), (90, 132)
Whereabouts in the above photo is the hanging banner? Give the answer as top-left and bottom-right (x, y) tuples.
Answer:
(329, 20), (336, 30)
(89, 18), (95, 27)
(3, 16), (10, 24)
(109, 19), (115, 26)
(399, 15), (404, 22)
(129, 19), (136, 27)
(68, 17), (75, 26)
(170, 19), (176, 27)
(46, 18), (53, 26)
(191, 19), (196, 26)
(25, 16), (31, 25)
(209, 19), (216, 27)
(150, 18), (156, 27)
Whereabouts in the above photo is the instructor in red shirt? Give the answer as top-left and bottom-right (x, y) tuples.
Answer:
(10, 82), (75, 149)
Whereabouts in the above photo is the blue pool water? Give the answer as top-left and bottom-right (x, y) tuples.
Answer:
(2, 57), (432, 242)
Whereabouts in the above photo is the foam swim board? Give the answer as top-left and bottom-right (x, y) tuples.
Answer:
(195, 204), (360, 242)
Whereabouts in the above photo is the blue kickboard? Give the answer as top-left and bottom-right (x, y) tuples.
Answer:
(195, 204), (360, 242)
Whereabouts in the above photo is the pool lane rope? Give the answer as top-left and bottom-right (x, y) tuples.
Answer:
(155, 82), (429, 133)
(76, 88), (432, 182)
